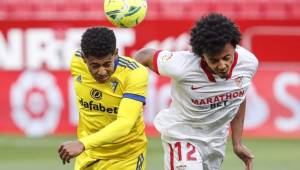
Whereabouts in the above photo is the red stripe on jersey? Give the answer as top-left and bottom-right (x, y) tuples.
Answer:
(152, 50), (161, 74)
(168, 143), (174, 170)
(200, 58), (216, 82)
(227, 52), (238, 79)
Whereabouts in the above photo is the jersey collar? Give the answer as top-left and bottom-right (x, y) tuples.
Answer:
(113, 55), (119, 71)
(200, 52), (238, 82)
(200, 58), (216, 82)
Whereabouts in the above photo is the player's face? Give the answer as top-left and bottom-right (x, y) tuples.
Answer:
(84, 50), (117, 83)
(203, 43), (235, 78)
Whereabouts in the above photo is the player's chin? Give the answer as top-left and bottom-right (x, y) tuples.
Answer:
(96, 78), (109, 83)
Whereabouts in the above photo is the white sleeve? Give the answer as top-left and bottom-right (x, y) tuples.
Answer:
(236, 46), (259, 78)
(250, 55), (259, 78)
(153, 50), (187, 79)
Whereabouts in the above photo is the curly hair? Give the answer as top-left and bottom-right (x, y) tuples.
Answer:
(190, 13), (241, 57)
(81, 27), (116, 58)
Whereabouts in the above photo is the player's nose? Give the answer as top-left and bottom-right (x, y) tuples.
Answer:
(97, 67), (107, 75)
(218, 62), (227, 71)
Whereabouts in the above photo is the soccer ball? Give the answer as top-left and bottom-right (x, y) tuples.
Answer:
(104, 0), (147, 28)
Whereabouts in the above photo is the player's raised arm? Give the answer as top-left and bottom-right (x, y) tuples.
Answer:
(134, 48), (157, 72)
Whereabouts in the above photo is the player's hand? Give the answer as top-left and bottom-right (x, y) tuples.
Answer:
(58, 141), (85, 164)
(233, 144), (254, 170)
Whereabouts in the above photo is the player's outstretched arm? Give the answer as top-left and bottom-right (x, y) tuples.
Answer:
(230, 99), (254, 170)
(134, 48), (157, 72)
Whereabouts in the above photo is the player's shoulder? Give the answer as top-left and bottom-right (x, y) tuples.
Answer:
(70, 49), (86, 76)
(158, 50), (196, 61)
(74, 49), (84, 58)
(157, 50), (198, 70)
(156, 50), (198, 80)
(71, 49), (84, 64)
(119, 55), (138, 64)
(236, 46), (259, 73)
(174, 50), (195, 56)
(118, 55), (148, 74)
(236, 46), (258, 65)
(117, 56), (149, 85)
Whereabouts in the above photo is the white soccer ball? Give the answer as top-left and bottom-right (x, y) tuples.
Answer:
(104, 0), (148, 28)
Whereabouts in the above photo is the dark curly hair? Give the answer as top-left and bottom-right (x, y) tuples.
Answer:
(81, 27), (116, 58)
(190, 13), (241, 57)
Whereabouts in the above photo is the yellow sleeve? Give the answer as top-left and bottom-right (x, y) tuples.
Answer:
(79, 98), (143, 149)
(123, 65), (149, 103)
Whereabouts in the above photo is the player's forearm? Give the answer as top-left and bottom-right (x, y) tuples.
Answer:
(79, 98), (142, 149)
(79, 117), (133, 149)
(134, 48), (156, 70)
(230, 99), (246, 147)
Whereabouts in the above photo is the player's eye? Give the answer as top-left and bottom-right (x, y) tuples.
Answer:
(223, 55), (231, 61)
(210, 59), (219, 64)
(101, 61), (113, 68)
(91, 64), (100, 69)
(103, 63), (111, 68)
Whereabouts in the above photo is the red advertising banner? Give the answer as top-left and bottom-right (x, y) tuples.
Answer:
(0, 20), (300, 137)
(245, 65), (300, 138)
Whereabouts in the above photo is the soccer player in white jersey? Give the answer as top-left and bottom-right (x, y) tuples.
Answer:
(134, 13), (258, 170)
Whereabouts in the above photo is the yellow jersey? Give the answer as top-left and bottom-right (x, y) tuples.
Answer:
(70, 49), (148, 159)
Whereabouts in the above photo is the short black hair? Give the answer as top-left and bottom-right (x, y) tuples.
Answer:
(190, 13), (241, 57)
(81, 27), (116, 58)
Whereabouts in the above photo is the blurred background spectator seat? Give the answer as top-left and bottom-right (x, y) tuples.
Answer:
(1, 0), (300, 20)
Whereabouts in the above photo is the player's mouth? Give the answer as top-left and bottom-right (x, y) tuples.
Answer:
(216, 70), (229, 77)
(95, 75), (110, 82)
(218, 71), (228, 74)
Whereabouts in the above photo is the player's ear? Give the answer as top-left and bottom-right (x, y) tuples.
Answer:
(114, 48), (118, 56)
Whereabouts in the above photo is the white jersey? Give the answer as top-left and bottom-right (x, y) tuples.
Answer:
(153, 46), (258, 144)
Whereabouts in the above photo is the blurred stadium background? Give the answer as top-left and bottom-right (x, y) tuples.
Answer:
(0, 0), (300, 170)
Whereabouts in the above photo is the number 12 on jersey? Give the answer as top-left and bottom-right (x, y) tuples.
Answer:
(168, 141), (200, 162)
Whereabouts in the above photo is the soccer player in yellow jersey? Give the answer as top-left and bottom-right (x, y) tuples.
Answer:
(58, 27), (148, 170)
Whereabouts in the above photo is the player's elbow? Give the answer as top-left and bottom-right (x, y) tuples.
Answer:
(118, 120), (135, 137)
(134, 48), (155, 66)
(133, 48), (147, 64)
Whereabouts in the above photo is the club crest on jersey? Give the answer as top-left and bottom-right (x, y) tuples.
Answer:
(162, 53), (173, 62)
(90, 88), (102, 100)
(234, 76), (244, 88)
(111, 81), (119, 92)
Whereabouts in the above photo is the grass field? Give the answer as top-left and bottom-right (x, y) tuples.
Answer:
(0, 135), (299, 170)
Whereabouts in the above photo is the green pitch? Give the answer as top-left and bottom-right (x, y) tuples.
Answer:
(0, 135), (299, 170)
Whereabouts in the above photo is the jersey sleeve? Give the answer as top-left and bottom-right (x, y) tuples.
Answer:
(123, 65), (149, 104)
(250, 54), (259, 78)
(153, 50), (187, 79)
(238, 46), (259, 79)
